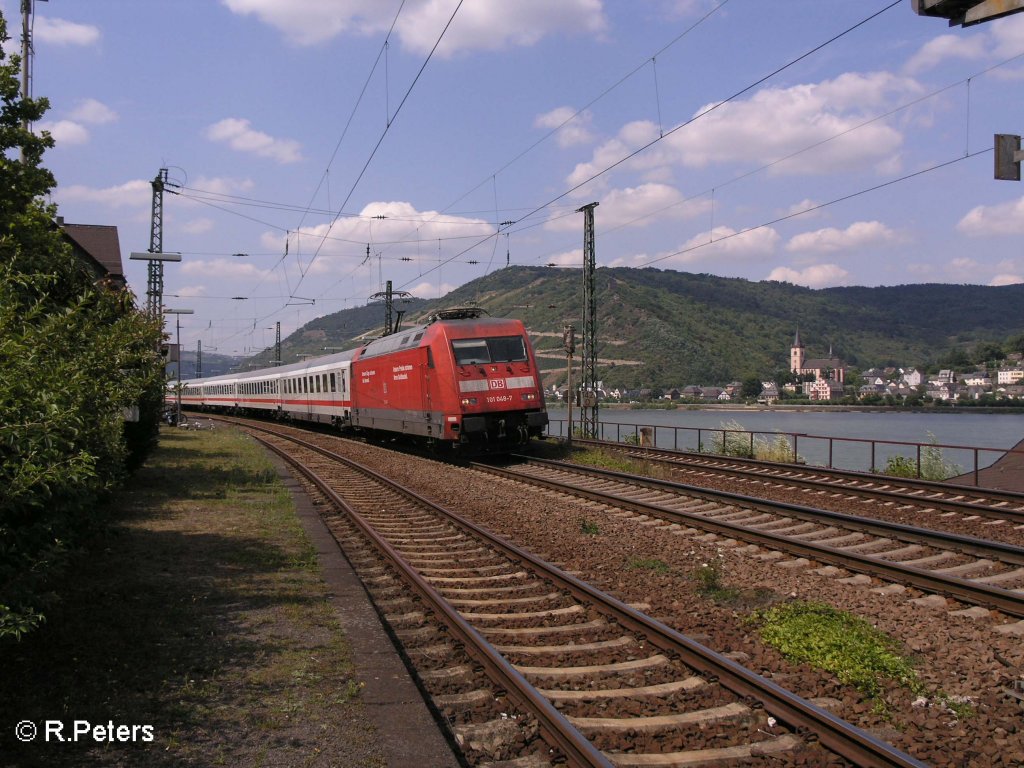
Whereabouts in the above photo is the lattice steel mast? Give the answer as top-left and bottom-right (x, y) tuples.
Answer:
(577, 202), (599, 439)
(146, 169), (169, 317)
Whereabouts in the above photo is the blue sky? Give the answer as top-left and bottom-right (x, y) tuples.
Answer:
(17, 0), (1024, 355)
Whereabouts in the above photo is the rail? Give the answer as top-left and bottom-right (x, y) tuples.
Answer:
(545, 417), (1022, 486)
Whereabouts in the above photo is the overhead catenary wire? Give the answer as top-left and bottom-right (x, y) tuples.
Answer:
(364, 0), (734, 279)
(635, 149), (992, 269)
(393, 0), (905, 291)
(293, 0), (466, 291)
(187, 0), (1006, 350)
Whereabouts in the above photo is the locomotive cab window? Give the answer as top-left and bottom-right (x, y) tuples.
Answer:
(451, 336), (527, 365)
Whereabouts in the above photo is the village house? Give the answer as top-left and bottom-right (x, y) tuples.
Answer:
(807, 378), (845, 401)
(758, 382), (780, 404)
(997, 367), (1024, 385)
(900, 368), (923, 387)
(960, 371), (992, 388)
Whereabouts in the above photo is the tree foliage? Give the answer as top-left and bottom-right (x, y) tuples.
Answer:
(0, 12), (164, 640)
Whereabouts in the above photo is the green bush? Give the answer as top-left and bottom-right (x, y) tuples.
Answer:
(881, 433), (961, 481)
(0, 12), (164, 640)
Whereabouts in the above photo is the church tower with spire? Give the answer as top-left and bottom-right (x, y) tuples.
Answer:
(790, 329), (805, 375)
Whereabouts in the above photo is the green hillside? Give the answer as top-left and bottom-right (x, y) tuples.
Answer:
(240, 267), (1024, 389)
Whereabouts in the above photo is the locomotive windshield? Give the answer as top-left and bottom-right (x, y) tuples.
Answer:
(452, 336), (527, 365)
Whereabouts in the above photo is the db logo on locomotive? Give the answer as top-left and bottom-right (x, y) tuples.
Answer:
(489, 379), (506, 389)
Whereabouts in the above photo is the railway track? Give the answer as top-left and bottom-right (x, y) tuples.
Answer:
(572, 438), (1024, 526)
(480, 456), (1024, 623)
(233, 419), (925, 767)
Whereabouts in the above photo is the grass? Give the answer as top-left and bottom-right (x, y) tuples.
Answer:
(0, 425), (385, 767)
(569, 446), (674, 480)
(626, 556), (671, 574)
(692, 560), (741, 602)
(748, 600), (924, 710)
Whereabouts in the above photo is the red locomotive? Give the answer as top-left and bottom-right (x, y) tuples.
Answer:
(180, 307), (549, 451)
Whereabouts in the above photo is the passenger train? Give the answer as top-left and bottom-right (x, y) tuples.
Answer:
(178, 307), (549, 452)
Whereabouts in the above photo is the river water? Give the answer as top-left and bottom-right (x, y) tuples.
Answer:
(544, 406), (1024, 474)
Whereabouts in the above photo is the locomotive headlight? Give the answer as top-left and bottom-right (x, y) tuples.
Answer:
(461, 397), (477, 406)
(521, 393), (536, 401)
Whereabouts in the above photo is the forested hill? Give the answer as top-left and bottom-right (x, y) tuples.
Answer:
(251, 267), (1024, 389)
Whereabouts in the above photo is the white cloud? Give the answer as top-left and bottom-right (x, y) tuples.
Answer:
(786, 221), (898, 254)
(567, 120), (662, 189)
(259, 200), (494, 275)
(991, 273), (1024, 286)
(35, 100), (118, 148)
(205, 118), (302, 164)
(221, 0), (608, 53)
(545, 248), (583, 267)
(568, 72), (919, 195)
(395, 0), (608, 57)
(663, 72), (917, 175)
(186, 176), (257, 198)
(69, 99), (118, 125)
(175, 285), (211, 299)
(408, 279), (458, 297)
(534, 106), (595, 148)
(546, 184), (696, 233)
(990, 13), (1024, 59)
(904, 34), (987, 75)
(37, 119), (89, 146)
(221, 0), (378, 46)
(181, 218), (215, 236)
(785, 199), (823, 219)
(182, 258), (272, 280)
(58, 179), (152, 208)
(35, 16), (100, 46)
(957, 196), (1024, 236)
(677, 225), (780, 261)
(767, 263), (850, 288)
(611, 225), (780, 268)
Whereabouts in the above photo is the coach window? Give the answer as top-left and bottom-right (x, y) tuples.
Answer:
(321, 374), (327, 392)
(330, 373), (336, 393)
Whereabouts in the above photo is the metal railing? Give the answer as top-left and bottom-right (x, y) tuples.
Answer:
(545, 418), (1021, 486)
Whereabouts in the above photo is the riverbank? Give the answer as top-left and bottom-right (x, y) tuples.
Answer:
(552, 402), (1024, 415)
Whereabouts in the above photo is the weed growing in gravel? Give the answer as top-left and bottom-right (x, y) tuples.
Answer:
(573, 447), (650, 474)
(580, 519), (600, 536)
(914, 692), (976, 723)
(748, 600), (923, 706)
(692, 559), (740, 602)
(626, 557), (670, 574)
